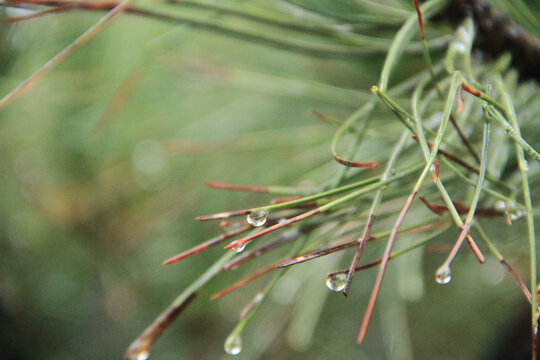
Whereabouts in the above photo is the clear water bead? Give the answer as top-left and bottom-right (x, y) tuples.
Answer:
(231, 242), (246, 253)
(435, 266), (452, 285)
(224, 334), (242, 355)
(247, 209), (268, 227)
(130, 351), (149, 360)
(326, 273), (347, 292)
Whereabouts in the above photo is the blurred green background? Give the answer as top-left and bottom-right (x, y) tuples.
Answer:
(0, 1), (538, 359)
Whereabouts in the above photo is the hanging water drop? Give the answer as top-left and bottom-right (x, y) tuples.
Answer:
(247, 209), (268, 227)
(326, 273), (347, 292)
(224, 334), (242, 355)
(231, 242), (246, 253)
(130, 351), (149, 360)
(435, 265), (452, 285)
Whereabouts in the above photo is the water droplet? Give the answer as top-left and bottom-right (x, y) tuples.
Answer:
(247, 209), (268, 227)
(523, 160), (529, 172)
(495, 200), (506, 211)
(130, 351), (149, 360)
(326, 273), (347, 292)
(224, 334), (242, 355)
(231, 242), (246, 253)
(435, 265), (452, 285)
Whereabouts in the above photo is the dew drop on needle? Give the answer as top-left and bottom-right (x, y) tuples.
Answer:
(130, 351), (149, 360)
(247, 209), (268, 227)
(435, 265), (452, 285)
(224, 334), (242, 355)
(231, 242), (246, 253)
(326, 273), (347, 292)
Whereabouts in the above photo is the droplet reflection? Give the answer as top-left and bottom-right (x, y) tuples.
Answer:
(247, 209), (268, 227)
(326, 273), (347, 292)
(224, 334), (242, 355)
(435, 265), (452, 285)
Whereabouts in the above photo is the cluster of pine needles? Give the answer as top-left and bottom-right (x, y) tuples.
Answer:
(2, 0), (539, 359)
